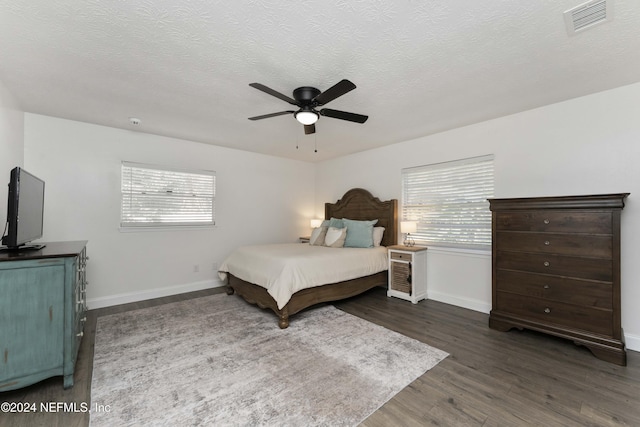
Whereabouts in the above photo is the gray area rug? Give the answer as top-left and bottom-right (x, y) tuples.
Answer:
(90, 294), (448, 426)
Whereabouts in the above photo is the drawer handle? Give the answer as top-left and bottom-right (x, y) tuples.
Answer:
(543, 219), (550, 224)
(543, 284), (550, 289)
(543, 261), (550, 267)
(544, 240), (550, 246)
(544, 308), (551, 314)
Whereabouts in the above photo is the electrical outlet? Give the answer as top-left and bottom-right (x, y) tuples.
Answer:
(212, 261), (219, 271)
(193, 265), (200, 273)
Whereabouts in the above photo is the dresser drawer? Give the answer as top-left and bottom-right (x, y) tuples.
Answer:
(496, 291), (613, 336)
(496, 251), (612, 281)
(495, 232), (612, 258)
(495, 211), (612, 234)
(496, 270), (612, 309)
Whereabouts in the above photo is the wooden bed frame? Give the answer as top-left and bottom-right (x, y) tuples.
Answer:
(226, 188), (398, 328)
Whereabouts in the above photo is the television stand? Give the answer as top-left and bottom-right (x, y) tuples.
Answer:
(0, 244), (46, 252)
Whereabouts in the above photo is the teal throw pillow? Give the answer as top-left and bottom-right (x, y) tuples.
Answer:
(328, 217), (345, 228)
(342, 218), (378, 248)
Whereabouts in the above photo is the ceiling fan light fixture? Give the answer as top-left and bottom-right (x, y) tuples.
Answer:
(295, 109), (319, 125)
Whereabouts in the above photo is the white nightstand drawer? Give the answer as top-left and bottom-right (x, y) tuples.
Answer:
(390, 251), (412, 261)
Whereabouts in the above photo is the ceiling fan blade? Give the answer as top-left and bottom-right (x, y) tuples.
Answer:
(304, 124), (316, 135)
(319, 108), (368, 124)
(249, 83), (298, 105)
(314, 79), (357, 105)
(248, 111), (294, 120)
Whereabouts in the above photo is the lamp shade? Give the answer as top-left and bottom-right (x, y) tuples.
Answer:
(310, 218), (323, 228)
(400, 221), (417, 234)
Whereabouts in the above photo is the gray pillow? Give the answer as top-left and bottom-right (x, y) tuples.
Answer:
(309, 226), (328, 246)
(324, 227), (347, 248)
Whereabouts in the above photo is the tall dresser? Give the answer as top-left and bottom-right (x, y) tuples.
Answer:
(0, 241), (88, 390)
(488, 194), (628, 365)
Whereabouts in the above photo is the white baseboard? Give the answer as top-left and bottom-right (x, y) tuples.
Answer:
(87, 279), (226, 310)
(625, 333), (640, 353)
(427, 290), (491, 314)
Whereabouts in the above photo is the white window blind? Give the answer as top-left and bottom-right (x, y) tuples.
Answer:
(121, 162), (215, 228)
(401, 155), (494, 250)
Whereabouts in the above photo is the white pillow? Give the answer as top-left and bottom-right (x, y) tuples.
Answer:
(324, 227), (347, 248)
(373, 226), (385, 247)
(309, 227), (328, 246)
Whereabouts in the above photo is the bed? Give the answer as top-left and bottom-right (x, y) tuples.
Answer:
(219, 188), (398, 328)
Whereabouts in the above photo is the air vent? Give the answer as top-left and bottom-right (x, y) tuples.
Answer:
(564, 0), (612, 35)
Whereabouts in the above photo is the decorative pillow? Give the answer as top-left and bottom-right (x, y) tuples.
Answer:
(328, 217), (345, 228)
(324, 227), (347, 248)
(373, 226), (385, 247)
(342, 218), (378, 248)
(309, 226), (328, 246)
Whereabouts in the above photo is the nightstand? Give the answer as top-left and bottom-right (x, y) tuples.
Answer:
(387, 245), (427, 304)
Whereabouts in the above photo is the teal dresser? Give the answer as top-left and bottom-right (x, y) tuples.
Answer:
(0, 241), (88, 391)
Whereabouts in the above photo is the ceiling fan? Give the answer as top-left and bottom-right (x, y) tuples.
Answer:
(247, 79), (368, 135)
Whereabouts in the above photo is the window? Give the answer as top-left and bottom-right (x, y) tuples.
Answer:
(401, 155), (494, 250)
(121, 162), (215, 228)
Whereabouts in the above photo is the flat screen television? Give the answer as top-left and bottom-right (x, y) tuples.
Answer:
(1, 167), (46, 251)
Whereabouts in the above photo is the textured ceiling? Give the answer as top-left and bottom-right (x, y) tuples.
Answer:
(1, 1), (639, 162)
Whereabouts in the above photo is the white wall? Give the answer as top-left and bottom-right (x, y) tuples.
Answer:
(0, 79), (24, 225)
(24, 114), (315, 308)
(316, 82), (640, 351)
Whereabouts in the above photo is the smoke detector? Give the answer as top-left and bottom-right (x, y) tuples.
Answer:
(564, 0), (612, 35)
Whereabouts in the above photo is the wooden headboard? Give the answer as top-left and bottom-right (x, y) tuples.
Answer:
(325, 188), (398, 247)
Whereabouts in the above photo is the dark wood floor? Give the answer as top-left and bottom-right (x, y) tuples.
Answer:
(1, 286), (638, 426)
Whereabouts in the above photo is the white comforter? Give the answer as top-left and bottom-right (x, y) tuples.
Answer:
(218, 243), (388, 309)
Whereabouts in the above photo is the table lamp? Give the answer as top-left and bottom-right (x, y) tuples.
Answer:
(401, 221), (417, 247)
